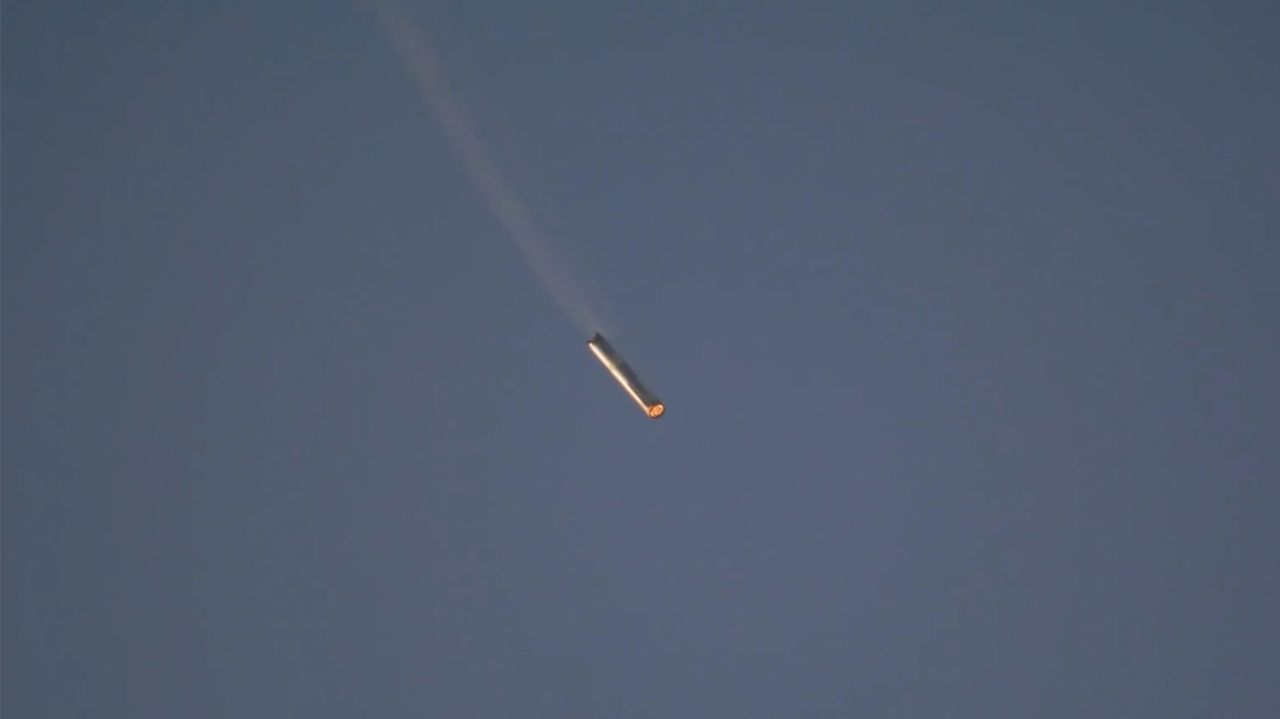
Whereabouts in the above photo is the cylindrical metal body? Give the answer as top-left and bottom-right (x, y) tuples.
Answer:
(587, 333), (665, 419)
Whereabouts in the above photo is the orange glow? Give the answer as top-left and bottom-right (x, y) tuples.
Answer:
(647, 403), (665, 419)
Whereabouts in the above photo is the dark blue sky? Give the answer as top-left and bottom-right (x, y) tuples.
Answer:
(5, 1), (1278, 715)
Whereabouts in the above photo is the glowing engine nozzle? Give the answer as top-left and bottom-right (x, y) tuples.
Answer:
(587, 333), (665, 419)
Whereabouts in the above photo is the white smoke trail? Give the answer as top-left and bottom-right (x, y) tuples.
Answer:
(372, 1), (605, 333)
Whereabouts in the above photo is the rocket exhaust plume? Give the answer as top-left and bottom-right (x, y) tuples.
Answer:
(587, 333), (665, 419)
(372, 1), (604, 332)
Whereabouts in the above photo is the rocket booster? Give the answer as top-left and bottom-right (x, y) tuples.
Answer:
(587, 333), (665, 419)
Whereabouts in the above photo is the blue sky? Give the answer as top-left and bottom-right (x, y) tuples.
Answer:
(5, 1), (1278, 715)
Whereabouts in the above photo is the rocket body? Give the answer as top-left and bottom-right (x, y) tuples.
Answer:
(587, 333), (665, 419)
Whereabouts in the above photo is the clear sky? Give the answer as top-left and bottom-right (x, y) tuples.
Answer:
(5, 1), (1278, 715)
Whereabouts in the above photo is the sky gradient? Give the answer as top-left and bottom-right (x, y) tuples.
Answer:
(5, 1), (1279, 715)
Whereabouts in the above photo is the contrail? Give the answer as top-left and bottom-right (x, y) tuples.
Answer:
(372, 1), (605, 333)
